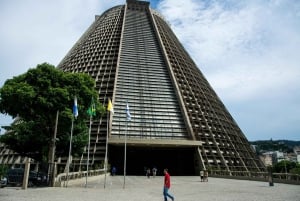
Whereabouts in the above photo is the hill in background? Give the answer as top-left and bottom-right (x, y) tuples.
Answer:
(250, 140), (300, 153)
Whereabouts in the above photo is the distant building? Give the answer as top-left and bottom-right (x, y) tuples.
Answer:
(272, 151), (285, 163)
(292, 146), (300, 163)
(251, 145), (258, 152)
(286, 153), (297, 163)
(294, 146), (300, 155)
(259, 152), (273, 166)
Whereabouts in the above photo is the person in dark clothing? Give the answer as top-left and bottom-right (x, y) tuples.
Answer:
(111, 166), (116, 176)
(146, 168), (151, 178)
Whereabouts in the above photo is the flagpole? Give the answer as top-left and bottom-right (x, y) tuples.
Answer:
(123, 120), (127, 189)
(66, 96), (78, 187)
(86, 115), (92, 188)
(124, 102), (131, 189)
(104, 111), (109, 188)
(104, 98), (113, 188)
(48, 110), (59, 187)
(65, 116), (74, 187)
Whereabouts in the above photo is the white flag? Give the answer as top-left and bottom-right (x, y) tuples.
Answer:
(126, 102), (131, 121)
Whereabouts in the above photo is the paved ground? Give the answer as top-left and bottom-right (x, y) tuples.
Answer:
(0, 176), (299, 201)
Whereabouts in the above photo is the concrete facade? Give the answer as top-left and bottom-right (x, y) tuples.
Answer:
(56, 0), (265, 175)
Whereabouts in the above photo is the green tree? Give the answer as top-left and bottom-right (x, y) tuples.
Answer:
(272, 160), (298, 173)
(0, 164), (8, 179)
(290, 163), (300, 175)
(0, 63), (105, 164)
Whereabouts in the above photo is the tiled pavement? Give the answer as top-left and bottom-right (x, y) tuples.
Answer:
(0, 176), (299, 201)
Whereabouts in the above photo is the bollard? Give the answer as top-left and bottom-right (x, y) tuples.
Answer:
(22, 158), (31, 190)
(268, 168), (274, 186)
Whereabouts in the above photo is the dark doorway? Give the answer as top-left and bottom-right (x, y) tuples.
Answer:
(109, 146), (195, 176)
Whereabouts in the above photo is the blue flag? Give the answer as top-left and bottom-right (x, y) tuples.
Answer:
(73, 96), (78, 118)
(126, 102), (131, 121)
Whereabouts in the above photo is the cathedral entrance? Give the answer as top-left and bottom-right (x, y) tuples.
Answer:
(109, 145), (196, 176)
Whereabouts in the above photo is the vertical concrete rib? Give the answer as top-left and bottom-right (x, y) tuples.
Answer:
(149, 8), (196, 141)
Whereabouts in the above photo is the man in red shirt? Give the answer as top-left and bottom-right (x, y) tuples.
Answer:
(163, 168), (175, 201)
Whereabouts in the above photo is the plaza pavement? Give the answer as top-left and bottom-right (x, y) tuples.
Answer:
(0, 175), (299, 201)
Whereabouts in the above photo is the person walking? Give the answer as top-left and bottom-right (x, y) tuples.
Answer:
(146, 168), (151, 178)
(111, 166), (116, 176)
(152, 167), (157, 178)
(163, 168), (175, 201)
(200, 170), (204, 182)
(204, 170), (208, 182)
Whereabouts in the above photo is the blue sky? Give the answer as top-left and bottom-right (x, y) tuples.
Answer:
(0, 0), (299, 141)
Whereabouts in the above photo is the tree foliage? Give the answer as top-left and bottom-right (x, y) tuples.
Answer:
(251, 140), (296, 153)
(0, 164), (8, 178)
(0, 63), (105, 163)
(272, 160), (300, 174)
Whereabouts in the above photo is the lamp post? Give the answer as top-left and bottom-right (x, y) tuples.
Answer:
(123, 121), (127, 189)
(123, 102), (131, 189)
(268, 166), (274, 186)
(284, 158), (287, 180)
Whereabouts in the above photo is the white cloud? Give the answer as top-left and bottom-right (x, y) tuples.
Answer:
(158, 0), (300, 140)
(0, 0), (123, 127)
(158, 0), (300, 101)
(0, 0), (124, 85)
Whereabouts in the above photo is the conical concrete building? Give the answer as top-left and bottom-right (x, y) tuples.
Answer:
(58, 0), (265, 175)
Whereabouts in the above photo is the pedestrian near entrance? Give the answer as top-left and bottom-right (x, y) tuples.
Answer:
(163, 168), (175, 201)
(146, 168), (151, 178)
(200, 170), (204, 182)
(111, 166), (116, 176)
(152, 167), (157, 178)
(204, 170), (208, 182)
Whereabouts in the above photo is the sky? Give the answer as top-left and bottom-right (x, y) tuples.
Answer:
(0, 0), (299, 141)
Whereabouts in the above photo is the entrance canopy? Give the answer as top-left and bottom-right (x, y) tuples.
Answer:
(108, 138), (202, 148)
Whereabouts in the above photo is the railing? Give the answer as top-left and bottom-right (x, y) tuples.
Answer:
(273, 173), (300, 182)
(210, 170), (300, 185)
(55, 169), (300, 186)
(55, 169), (106, 187)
